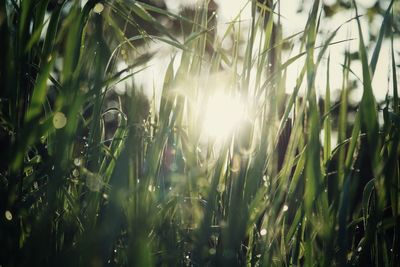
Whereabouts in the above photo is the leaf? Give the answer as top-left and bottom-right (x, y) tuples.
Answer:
(354, 0), (379, 169)
(362, 179), (375, 228)
(323, 54), (331, 164)
(370, 0), (394, 76)
(26, 58), (55, 122)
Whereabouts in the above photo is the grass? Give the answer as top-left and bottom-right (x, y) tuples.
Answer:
(0, 0), (399, 266)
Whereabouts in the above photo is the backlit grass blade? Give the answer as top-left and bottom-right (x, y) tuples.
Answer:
(323, 54), (331, 165)
(353, 0), (379, 168)
(391, 27), (398, 114)
(304, 0), (320, 214)
(11, 58), (55, 172)
(370, 0), (394, 77)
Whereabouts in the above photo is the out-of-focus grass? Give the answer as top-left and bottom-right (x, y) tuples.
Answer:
(0, 0), (399, 266)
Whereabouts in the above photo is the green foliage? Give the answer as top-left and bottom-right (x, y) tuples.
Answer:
(0, 0), (399, 266)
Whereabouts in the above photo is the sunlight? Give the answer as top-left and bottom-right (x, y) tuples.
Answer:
(202, 92), (246, 140)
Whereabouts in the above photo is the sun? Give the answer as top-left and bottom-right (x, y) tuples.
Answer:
(202, 92), (246, 141)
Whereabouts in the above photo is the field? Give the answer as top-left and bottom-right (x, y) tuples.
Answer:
(0, 0), (399, 266)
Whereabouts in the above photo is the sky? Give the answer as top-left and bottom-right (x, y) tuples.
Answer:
(117, 0), (398, 105)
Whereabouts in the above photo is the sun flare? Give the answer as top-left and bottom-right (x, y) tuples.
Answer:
(202, 92), (246, 140)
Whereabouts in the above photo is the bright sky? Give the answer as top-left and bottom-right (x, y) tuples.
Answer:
(126, 0), (397, 105)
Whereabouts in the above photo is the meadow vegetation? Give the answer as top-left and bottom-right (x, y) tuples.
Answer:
(0, 0), (399, 266)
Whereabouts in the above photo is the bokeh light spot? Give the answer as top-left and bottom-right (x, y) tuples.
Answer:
(93, 3), (104, 14)
(53, 112), (67, 129)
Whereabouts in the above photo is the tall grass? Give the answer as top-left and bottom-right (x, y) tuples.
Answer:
(0, 0), (399, 266)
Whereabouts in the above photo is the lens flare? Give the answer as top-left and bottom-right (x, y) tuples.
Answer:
(202, 92), (245, 140)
